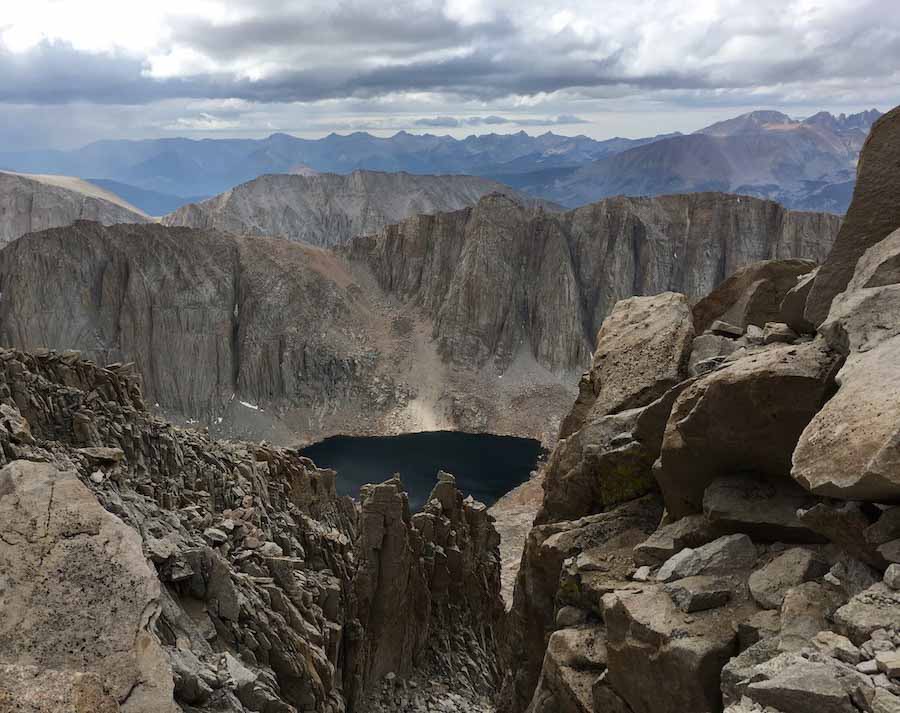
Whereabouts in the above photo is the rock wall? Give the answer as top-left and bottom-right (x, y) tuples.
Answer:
(0, 346), (503, 712)
(347, 192), (840, 372)
(162, 170), (550, 247)
(0, 171), (148, 244)
(499, 104), (900, 713)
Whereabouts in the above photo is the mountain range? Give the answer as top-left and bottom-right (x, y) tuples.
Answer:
(0, 109), (880, 215)
(162, 171), (556, 247)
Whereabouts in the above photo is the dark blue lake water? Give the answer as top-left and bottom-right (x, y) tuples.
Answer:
(298, 430), (545, 510)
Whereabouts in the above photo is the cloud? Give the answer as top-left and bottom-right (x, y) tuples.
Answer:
(0, 0), (898, 146)
(412, 114), (589, 127)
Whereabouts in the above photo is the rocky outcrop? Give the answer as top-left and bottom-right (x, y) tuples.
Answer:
(692, 258), (818, 334)
(0, 346), (503, 712)
(162, 170), (550, 247)
(793, 227), (900, 500)
(0, 170), (148, 244)
(805, 106), (900, 325)
(500, 103), (900, 713)
(347, 192), (840, 373)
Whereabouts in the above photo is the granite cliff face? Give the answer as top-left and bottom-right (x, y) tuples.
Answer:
(497, 104), (900, 713)
(0, 191), (840, 446)
(162, 170), (550, 247)
(0, 170), (149, 244)
(347, 192), (840, 372)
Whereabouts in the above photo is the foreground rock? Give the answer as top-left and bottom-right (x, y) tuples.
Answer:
(692, 258), (818, 334)
(793, 228), (900, 500)
(0, 346), (503, 712)
(656, 340), (839, 519)
(0, 460), (177, 712)
(805, 106), (900, 325)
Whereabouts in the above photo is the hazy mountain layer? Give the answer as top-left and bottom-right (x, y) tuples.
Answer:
(0, 170), (149, 244)
(530, 109), (880, 212)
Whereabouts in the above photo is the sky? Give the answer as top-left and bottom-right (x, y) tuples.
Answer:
(0, 0), (897, 149)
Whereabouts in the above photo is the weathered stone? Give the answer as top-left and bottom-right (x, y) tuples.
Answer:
(703, 474), (823, 543)
(689, 334), (738, 376)
(602, 584), (744, 713)
(798, 503), (885, 569)
(794, 228), (900, 501)
(780, 268), (819, 333)
(0, 460), (178, 712)
(749, 549), (830, 609)
(885, 564), (900, 590)
(587, 291), (695, 419)
(693, 258), (819, 334)
(0, 664), (120, 713)
(525, 627), (609, 713)
(633, 514), (720, 566)
(656, 534), (758, 582)
(745, 661), (859, 713)
(762, 322), (798, 344)
(779, 581), (846, 651)
(738, 610), (782, 649)
(664, 576), (731, 612)
(711, 320), (744, 337)
(812, 631), (862, 665)
(657, 340), (839, 518)
(835, 583), (900, 644)
(876, 651), (900, 678)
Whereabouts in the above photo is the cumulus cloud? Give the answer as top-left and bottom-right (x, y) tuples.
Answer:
(0, 0), (897, 146)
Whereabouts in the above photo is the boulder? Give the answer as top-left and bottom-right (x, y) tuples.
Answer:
(805, 106), (900, 325)
(812, 631), (862, 665)
(748, 549), (830, 609)
(778, 581), (846, 651)
(798, 502), (885, 569)
(780, 268), (819, 334)
(656, 534), (758, 582)
(656, 340), (839, 518)
(693, 258), (819, 333)
(762, 322), (798, 344)
(703, 474), (823, 543)
(744, 660), (860, 713)
(538, 386), (683, 524)
(633, 514), (721, 566)
(525, 627), (612, 713)
(602, 584), (748, 713)
(834, 583), (900, 644)
(0, 460), (177, 712)
(689, 334), (739, 376)
(586, 291), (695, 421)
(711, 320), (745, 338)
(664, 576), (731, 613)
(794, 230), (900, 501)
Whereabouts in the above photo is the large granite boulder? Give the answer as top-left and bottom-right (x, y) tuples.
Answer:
(540, 292), (693, 524)
(584, 292), (694, 421)
(806, 106), (900, 325)
(0, 460), (177, 712)
(692, 258), (818, 334)
(656, 340), (840, 518)
(793, 229), (900, 501)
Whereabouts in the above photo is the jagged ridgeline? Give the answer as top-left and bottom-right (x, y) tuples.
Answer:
(1, 103), (899, 713)
(0, 192), (839, 447)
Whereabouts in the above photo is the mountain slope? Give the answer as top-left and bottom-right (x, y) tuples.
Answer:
(86, 178), (206, 216)
(535, 109), (880, 212)
(161, 170), (556, 247)
(0, 170), (149, 244)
